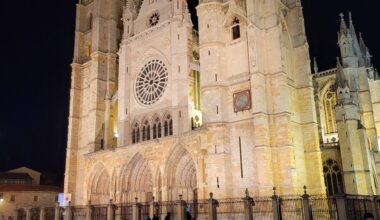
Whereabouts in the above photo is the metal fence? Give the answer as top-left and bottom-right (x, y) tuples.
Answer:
(13, 191), (380, 220)
(309, 196), (338, 220)
(115, 204), (133, 220)
(44, 207), (56, 220)
(71, 206), (87, 220)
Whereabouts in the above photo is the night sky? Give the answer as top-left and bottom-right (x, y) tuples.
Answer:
(0, 0), (379, 184)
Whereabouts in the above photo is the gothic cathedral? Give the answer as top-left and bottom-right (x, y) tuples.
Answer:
(64, 0), (380, 205)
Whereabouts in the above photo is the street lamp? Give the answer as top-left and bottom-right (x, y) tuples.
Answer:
(0, 193), (3, 203)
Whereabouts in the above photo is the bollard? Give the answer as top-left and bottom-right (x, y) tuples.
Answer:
(271, 187), (281, 220)
(302, 186), (312, 220)
(132, 198), (142, 220)
(208, 193), (218, 220)
(243, 189), (254, 220)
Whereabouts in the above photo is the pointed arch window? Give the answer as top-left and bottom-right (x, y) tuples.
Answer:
(232, 17), (241, 40)
(142, 120), (151, 141)
(164, 114), (173, 137)
(323, 87), (337, 134)
(323, 159), (344, 195)
(153, 117), (162, 139)
(132, 122), (140, 144)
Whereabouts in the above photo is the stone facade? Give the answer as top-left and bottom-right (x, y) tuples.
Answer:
(64, 0), (380, 206)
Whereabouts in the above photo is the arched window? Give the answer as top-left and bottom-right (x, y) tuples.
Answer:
(153, 117), (162, 139)
(323, 87), (337, 134)
(164, 114), (173, 137)
(323, 159), (344, 195)
(132, 122), (140, 144)
(142, 120), (150, 141)
(232, 17), (241, 40)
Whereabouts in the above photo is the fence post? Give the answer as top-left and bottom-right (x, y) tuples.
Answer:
(335, 192), (348, 220)
(150, 196), (159, 218)
(208, 193), (218, 220)
(54, 202), (60, 220)
(176, 195), (187, 220)
(107, 199), (116, 220)
(271, 187), (281, 220)
(64, 202), (72, 220)
(243, 189), (254, 220)
(371, 196), (379, 220)
(86, 200), (93, 220)
(40, 207), (46, 220)
(133, 197), (142, 220)
(302, 186), (312, 220)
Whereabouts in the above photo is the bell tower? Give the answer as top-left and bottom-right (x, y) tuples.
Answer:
(65, 0), (123, 203)
(197, 0), (325, 196)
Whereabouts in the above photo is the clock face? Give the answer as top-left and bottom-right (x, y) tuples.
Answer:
(233, 90), (252, 113)
(135, 60), (168, 106)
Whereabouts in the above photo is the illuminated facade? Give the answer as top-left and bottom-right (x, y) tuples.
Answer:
(64, 0), (380, 205)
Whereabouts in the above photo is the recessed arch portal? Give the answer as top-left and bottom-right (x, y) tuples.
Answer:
(120, 153), (153, 203)
(88, 163), (111, 204)
(165, 147), (197, 201)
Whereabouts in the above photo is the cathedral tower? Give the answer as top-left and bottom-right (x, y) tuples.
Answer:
(65, 0), (123, 203)
(197, 0), (325, 196)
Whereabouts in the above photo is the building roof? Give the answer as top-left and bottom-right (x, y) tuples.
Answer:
(0, 172), (32, 180)
(0, 184), (62, 192)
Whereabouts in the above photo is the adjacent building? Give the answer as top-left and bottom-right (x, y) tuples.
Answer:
(0, 167), (61, 218)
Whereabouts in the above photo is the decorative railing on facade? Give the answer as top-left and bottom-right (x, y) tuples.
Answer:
(13, 187), (380, 220)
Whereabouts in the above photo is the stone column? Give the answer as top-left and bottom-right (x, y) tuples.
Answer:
(132, 198), (141, 220)
(271, 188), (281, 220)
(176, 195), (187, 220)
(39, 207), (46, 220)
(302, 187), (311, 220)
(86, 201), (93, 220)
(207, 193), (218, 220)
(13, 209), (19, 220)
(107, 199), (116, 220)
(25, 208), (31, 220)
(243, 189), (254, 220)
(54, 202), (60, 220)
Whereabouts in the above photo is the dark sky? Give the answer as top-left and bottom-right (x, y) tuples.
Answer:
(0, 0), (379, 181)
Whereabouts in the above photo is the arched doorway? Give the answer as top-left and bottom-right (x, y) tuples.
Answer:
(89, 164), (110, 204)
(165, 147), (197, 202)
(120, 153), (153, 203)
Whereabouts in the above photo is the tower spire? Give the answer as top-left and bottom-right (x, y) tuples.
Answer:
(313, 57), (319, 74)
(339, 13), (348, 36)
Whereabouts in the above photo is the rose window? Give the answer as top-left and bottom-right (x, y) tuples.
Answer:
(149, 12), (160, 27)
(135, 60), (168, 105)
